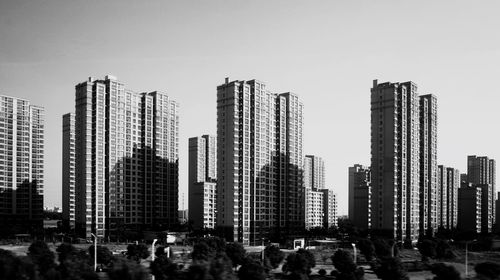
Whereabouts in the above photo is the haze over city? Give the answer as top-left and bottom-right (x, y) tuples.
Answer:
(1, 0), (500, 216)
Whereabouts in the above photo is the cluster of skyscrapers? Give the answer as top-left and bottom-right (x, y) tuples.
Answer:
(348, 80), (497, 245)
(189, 78), (337, 246)
(1, 76), (497, 244)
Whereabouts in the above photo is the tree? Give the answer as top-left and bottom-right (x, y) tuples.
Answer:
(430, 263), (461, 280)
(191, 237), (226, 263)
(372, 257), (408, 280)
(264, 245), (284, 269)
(126, 244), (149, 263)
(28, 240), (56, 277)
(88, 245), (113, 266)
(417, 239), (436, 262)
(435, 239), (455, 260)
(107, 257), (148, 280)
(373, 239), (392, 259)
(208, 253), (237, 280)
(0, 249), (38, 280)
(225, 243), (246, 269)
(283, 252), (310, 278)
(296, 249), (316, 271)
(150, 254), (179, 280)
(56, 243), (77, 263)
(357, 239), (376, 261)
(238, 258), (267, 280)
(474, 262), (500, 280)
(331, 249), (356, 274)
(58, 253), (98, 280)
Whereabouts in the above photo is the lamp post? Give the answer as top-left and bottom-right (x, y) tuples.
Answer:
(261, 239), (265, 261)
(465, 239), (477, 277)
(392, 241), (402, 257)
(351, 243), (357, 264)
(152, 239), (158, 280)
(90, 233), (97, 272)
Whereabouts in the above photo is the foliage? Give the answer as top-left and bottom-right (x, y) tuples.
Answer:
(238, 258), (267, 280)
(58, 252), (98, 280)
(430, 263), (461, 280)
(208, 253), (237, 280)
(225, 243), (246, 268)
(371, 257), (409, 280)
(28, 240), (56, 276)
(0, 249), (38, 280)
(435, 239), (455, 260)
(373, 239), (392, 258)
(191, 237), (226, 263)
(150, 254), (179, 280)
(107, 257), (148, 280)
(417, 239), (436, 262)
(331, 249), (356, 274)
(296, 249), (316, 270)
(126, 244), (149, 263)
(357, 239), (375, 261)
(283, 252), (311, 276)
(264, 245), (284, 269)
(474, 262), (500, 280)
(88, 245), (113, 265)
(56, 243), (77, 264)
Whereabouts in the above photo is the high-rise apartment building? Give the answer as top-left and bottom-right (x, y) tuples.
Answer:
(419, 94), (438, 236)
(216, 78), (304, 245)
(445, 167), (460, 229)
(466, 155), (496, 233)
(0, 95), (44, 236)
(62, 113), (76, 230)
(321, 188), (338, 228)
(348, 164), (371, 230)
(457, 183), (482, 233)
(370, 80), (421, 244)
(304, 155), (325, 229)
(69, 75), (179, 239)
(188, 135), (217, 229)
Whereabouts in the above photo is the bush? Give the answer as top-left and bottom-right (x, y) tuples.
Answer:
(225, 243), (246, 269)
(264, 245), (284, 269)
(28, 240), (56, 276)
(372, 257), (408, 280)
(0, 249), (38, 280)
(150, 254), (179, 280)
(318, 268), (327, 276)
(357, 239), (376, 261)
(435, 239), (455, 260)
(474, 262), (500, 280)
(88, 245), (113, 266)
(417, 239), (436, 262)
(126, 244), (149, 263)
(238, 258), (266, 280)
(283, 252), (311, 276)
(430, 263), (461, 280)
(107, 257), (148, 280)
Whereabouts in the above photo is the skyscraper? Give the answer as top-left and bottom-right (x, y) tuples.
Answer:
(69, 75), (179, 239)
(304, 155), (325, 229)
(370, 80), (420, 244)
(419, 94), (438, 236)
(216, 78), (304, 245)
(0, 95), (44, 236)
(62, 113), (75, 230)
(348, 164), (371, 230)
(188, 135), (217, 229)
(457, 183), (482, 233)
(466, 155), (496, 233)
(321, 188), (338, 228)
(446, 167), (460, 229)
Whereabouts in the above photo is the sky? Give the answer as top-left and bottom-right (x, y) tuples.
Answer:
(1, 0), (500, 216)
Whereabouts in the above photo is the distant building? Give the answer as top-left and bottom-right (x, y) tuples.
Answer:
(322, 189), (338, 228)
(495, 192), (500, 233)
(216, 78), (304, 245)
(188, 135), (217, 230)
(370, 80), (421, 244)
(62, 113), (75, 230)
(68, 75), (179, 240)
(0, 95), (44, 237)
(178, 209), (188, 224)
(348, 164), (371, 230)
(466, 156), (496, 233)
(304, 155), (325, 229)
(458, 183), (482, 233)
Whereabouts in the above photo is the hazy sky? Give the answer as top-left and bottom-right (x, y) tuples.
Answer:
(1, 0), (499, 215)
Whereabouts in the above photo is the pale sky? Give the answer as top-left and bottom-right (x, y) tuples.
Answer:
(1, 0), (499, 215)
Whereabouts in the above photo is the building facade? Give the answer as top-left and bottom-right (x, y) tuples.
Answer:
(457, 183), (482, 233)
(348, 164), (371, 230)
(437, 166), (460, 230)
(188, 135), (217, 229)
(62, 113), (76, 230)
(216, 78), (304, 245)
(70, 75), (179, 239)
(304, 155), (325, 229)
(322, 188), (338, 228)
(0, 95), (44, 236)
(466, 156), (496, 233)
(370, 80), (421, 244)
(419, 94), (438, 236)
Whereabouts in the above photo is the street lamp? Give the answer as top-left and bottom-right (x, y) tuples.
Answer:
(465, 239), (477, 277)
(391, 241), (402, 257)
(152, 239), (158, 280)
(351, 243), (357, 264)
(90, 233), (97, 272)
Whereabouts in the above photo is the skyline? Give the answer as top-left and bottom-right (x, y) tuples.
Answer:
(2, 1), (500, 215)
